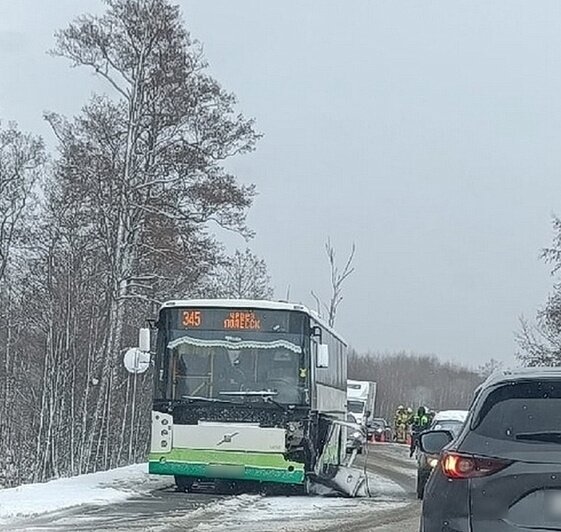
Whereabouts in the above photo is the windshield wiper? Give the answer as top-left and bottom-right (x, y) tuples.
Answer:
(515, 431), (561, 443)
(219, 390), (279, 397)
(181, 395), (232, 404)
(219, 390), (291, 412)
(263, 395), (292, 413)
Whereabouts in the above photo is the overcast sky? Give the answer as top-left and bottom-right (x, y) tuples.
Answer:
(1, 1), (561, 366)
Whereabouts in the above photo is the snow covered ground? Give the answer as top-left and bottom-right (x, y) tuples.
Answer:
(0, 445), (418, 531)
(191, 494), (408, 532)
(175, 471), (408, 532)
(0, 466), (405, 529)
(0, 464), (167, 525)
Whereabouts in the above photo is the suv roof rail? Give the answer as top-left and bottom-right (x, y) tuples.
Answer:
(483, 366), (561, 388)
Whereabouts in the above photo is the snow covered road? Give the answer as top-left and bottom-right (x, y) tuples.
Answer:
(5, 444), (421, 532)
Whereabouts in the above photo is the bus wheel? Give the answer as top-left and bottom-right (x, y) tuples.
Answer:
(175, 475), (194, 493)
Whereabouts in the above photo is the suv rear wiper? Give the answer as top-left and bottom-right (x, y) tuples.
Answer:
(515, 431), (561, 443)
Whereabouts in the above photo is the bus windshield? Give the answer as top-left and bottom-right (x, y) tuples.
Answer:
(158, 307), (309, 405)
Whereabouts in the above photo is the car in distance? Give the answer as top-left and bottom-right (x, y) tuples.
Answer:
(416, 410), (468, 499)
(420, 368), (561, 532)
(369, 417), (392, 442)
(345, 415), (367, 454)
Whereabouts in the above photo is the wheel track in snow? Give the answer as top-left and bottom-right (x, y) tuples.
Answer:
(319, 501), (419, 532)
(11, 445), (421, 531)
(331, 444), (420, 532)
(366, 443), (417, 468)
(147, 492), (263, 531)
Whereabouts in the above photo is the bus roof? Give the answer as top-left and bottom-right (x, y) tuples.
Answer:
(160, 298), (348, 345)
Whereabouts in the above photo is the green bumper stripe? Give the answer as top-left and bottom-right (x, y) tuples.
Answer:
(149, 448), (305, 485)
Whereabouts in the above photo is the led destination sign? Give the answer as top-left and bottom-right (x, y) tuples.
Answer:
(175, 308), (304, 335)
(223, 311), (261, 330)
(181, 309), (261, 331)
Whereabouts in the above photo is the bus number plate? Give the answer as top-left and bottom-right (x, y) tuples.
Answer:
(206, 464), (245, 479)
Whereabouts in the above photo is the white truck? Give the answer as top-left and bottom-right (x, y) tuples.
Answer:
(347, 380), (377, 426)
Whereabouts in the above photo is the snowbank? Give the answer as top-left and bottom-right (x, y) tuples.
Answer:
(0, 463), (165, 524)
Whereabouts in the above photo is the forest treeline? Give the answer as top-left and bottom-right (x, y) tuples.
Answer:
(0, 0), (273, 488)
(348, 352), (484, 422)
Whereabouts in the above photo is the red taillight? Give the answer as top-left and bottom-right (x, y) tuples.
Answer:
(441, 452), (512, 479)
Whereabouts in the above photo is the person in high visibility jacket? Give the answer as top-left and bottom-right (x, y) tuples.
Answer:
(394, 406), (408, 443)
(409, 406), (430, 457)
(406, 407), (414, 426)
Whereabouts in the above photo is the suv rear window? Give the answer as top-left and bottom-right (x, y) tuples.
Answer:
(473, 380), (561, 442)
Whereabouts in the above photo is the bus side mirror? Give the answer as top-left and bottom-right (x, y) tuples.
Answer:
(317, 344), (329, 368)
(123, 348), (150, 374)
(139, 327), (151, 353)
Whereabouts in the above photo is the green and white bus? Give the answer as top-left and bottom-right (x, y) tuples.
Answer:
(144, 299), (348, 492)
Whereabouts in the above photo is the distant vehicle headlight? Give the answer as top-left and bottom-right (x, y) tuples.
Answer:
(353, 431), (362, 439)
(429, 458), (439, 468)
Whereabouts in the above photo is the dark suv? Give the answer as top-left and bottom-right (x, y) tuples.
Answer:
(420, 368), (561, 532)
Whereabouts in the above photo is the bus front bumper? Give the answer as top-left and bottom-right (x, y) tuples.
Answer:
(149, 448), (305, 485)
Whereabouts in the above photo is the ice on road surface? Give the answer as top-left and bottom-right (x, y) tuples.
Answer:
(188, 494), (407, 532)
(179, 473), (407, 532)
(2, 444), (419, 531)
(0, 463), (166, 525)
(2, 469), (406, 530)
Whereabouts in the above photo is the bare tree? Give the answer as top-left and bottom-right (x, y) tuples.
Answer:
(517, 217), (561, 366)
(312, 239), (356, 327)
(207, 248), (273, 299)
(0, 123), (45, 484)
(40, 0), (259, 472)
(477, 358), (504, 378)
(0, 122), (44, 282)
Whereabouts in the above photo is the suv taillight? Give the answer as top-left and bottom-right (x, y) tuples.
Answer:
(441, 452), (512, 479)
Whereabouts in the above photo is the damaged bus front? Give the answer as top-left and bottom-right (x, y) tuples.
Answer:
(147, 299), (351, 493)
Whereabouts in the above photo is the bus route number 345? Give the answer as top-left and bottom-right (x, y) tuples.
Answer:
(182, 310), (201, 328)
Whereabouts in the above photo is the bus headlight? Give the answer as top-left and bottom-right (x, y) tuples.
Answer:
(152, 411), (172, 453)
(285, 421), (304, 448)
